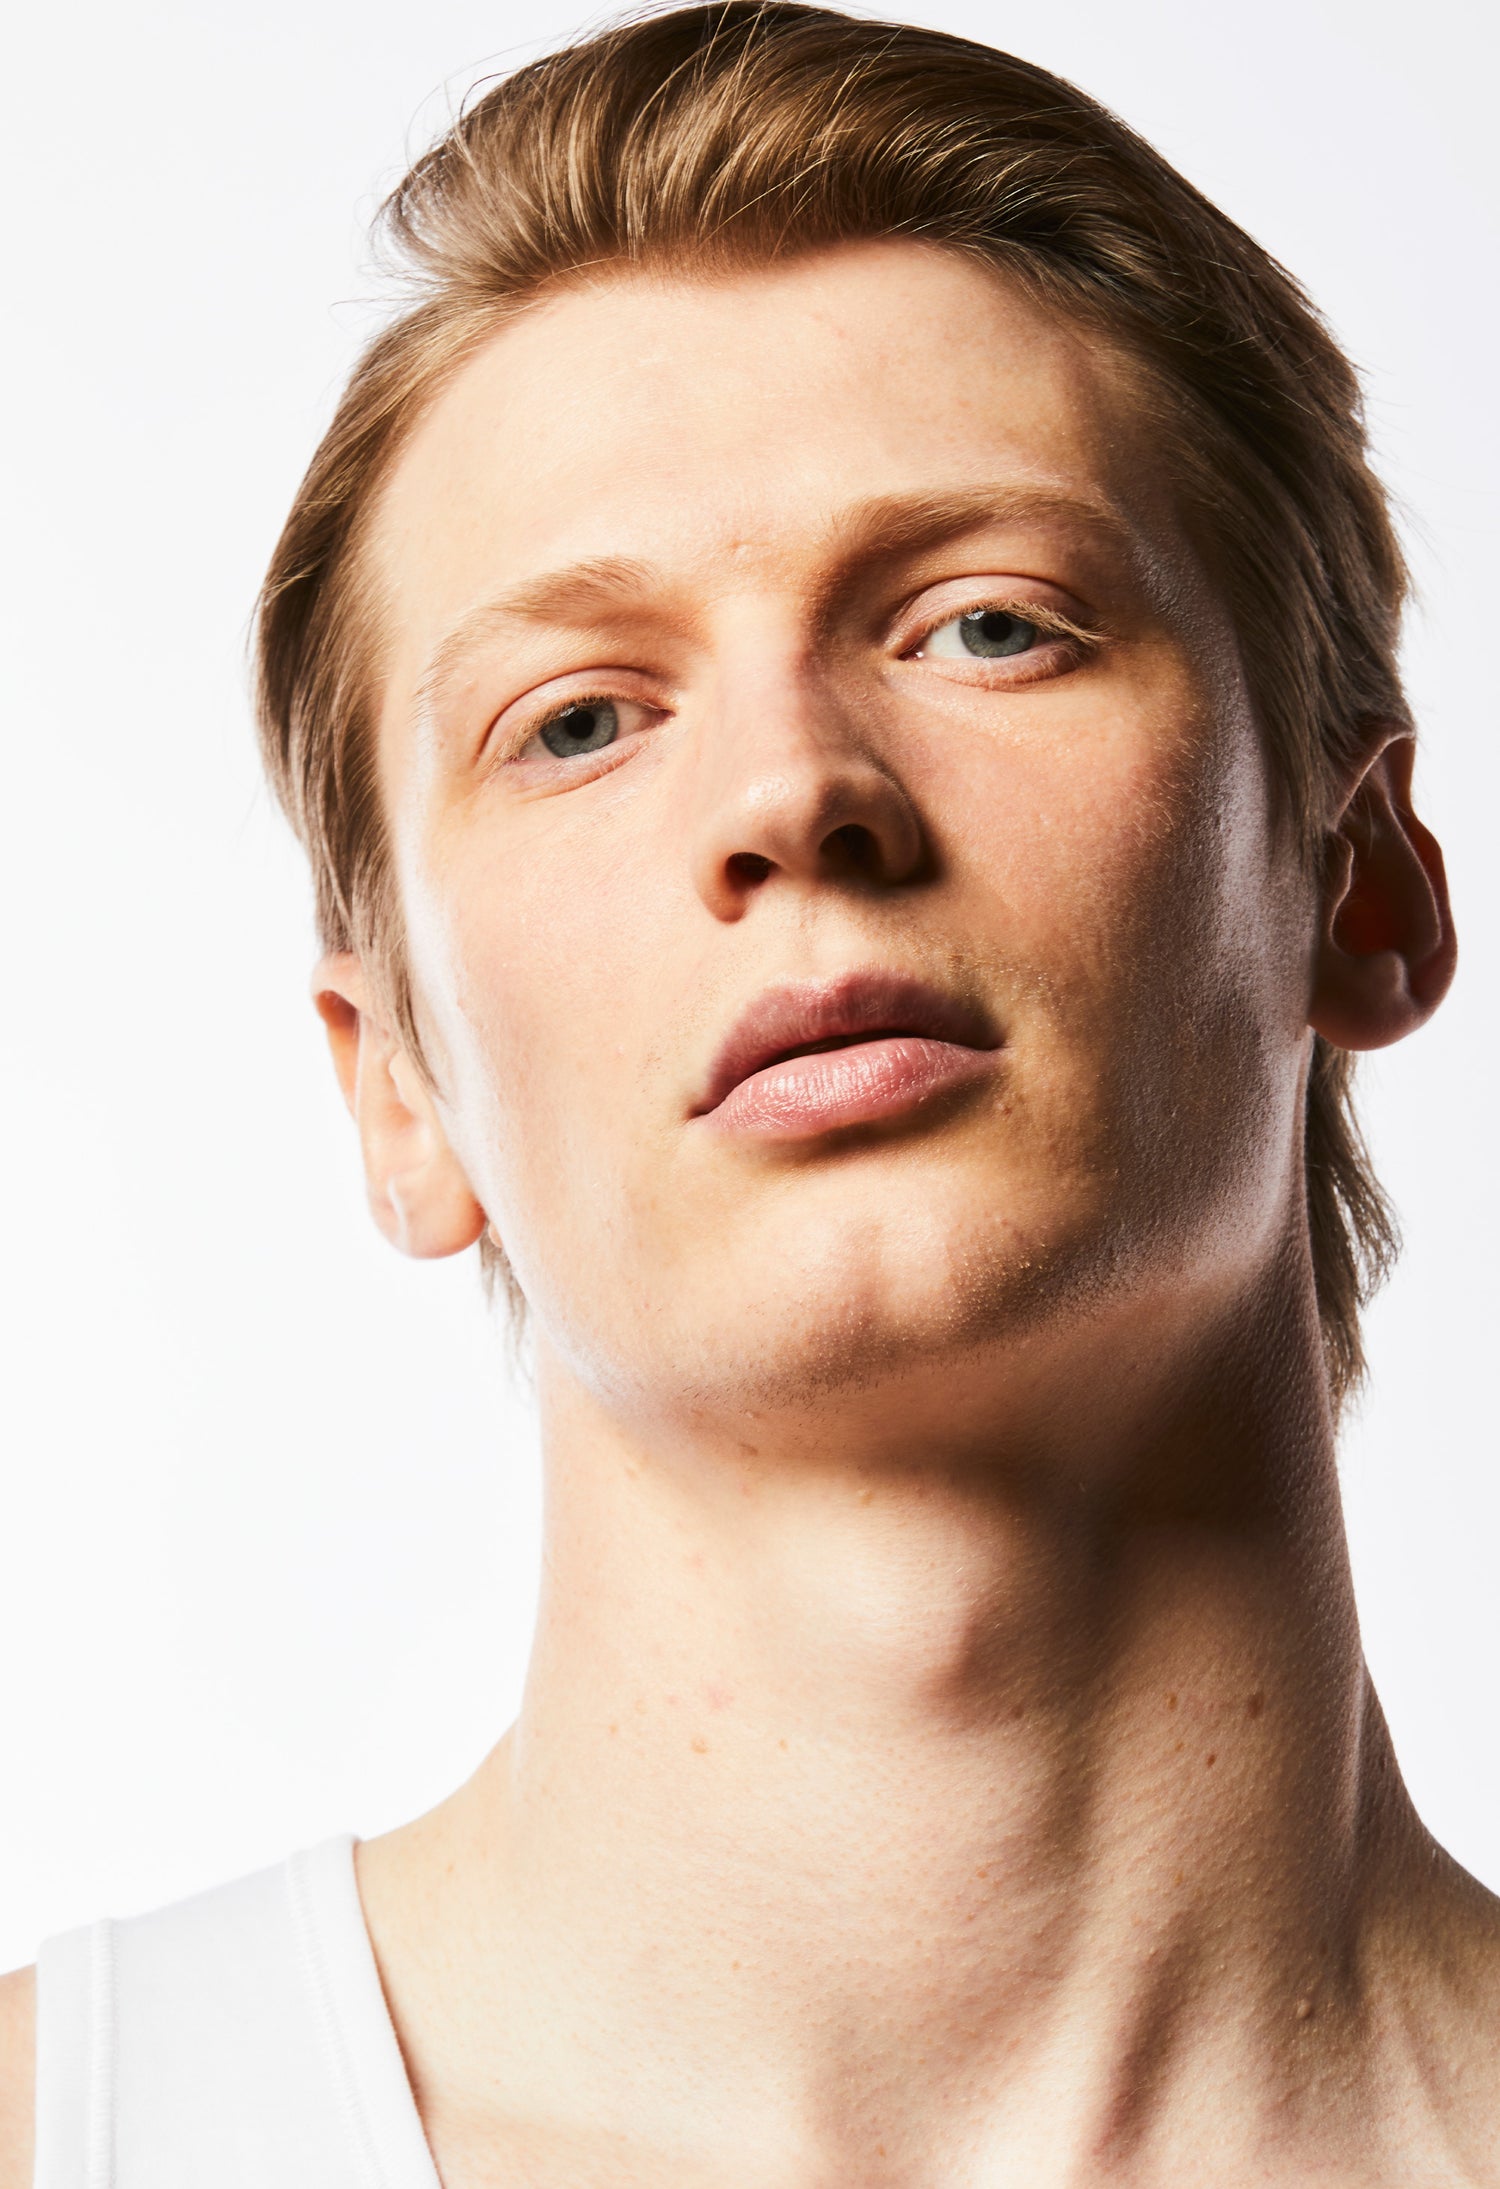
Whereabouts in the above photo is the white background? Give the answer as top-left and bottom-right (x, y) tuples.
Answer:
(1, 0), (1496, 1972)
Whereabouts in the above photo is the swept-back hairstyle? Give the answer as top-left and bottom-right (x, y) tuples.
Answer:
(255, 0), (1402, 1409)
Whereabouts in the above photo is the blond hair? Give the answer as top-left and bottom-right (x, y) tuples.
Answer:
(255, 0), (1401, 1406)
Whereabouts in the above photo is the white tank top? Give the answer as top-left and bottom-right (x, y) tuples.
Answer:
(33, 1837), (441, 2188)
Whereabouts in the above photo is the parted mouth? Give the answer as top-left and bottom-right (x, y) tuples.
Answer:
(692, 971), (1000, 1117)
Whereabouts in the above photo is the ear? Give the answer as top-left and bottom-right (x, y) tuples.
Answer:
(313, 952), (487, 1259)
(1308, 730), (1456, 1052)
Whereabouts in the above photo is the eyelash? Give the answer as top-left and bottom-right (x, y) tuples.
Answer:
(906, 597), (1099, 659)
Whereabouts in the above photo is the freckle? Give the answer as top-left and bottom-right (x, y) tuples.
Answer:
(1167, 1693), (1178, 1711)
(738, 1443), (759, 1458)
(1174, 1740), (1184, 1753)
(1247, 1693), (1265, 1719)
(608, 1723), (618, 1736)
(1205, 1752), (1217, 1767)
(731, 1959), (740, 1970)
(975, 1867), (989, 1880)
(1011, 1703), (1026, 1720)
(691, 1735), (709, 1754)
(1174, 1871), (1184, 1887)
(779, 1738), (788, 1750)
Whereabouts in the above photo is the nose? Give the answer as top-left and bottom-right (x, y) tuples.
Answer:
(688, 659), (928, 921)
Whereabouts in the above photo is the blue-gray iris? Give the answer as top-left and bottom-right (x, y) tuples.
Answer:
(958, 610), (1036, 658)
(541, 700), (620, 757)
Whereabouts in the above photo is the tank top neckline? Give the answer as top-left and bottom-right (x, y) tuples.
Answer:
(285, 1835), (442, 2187)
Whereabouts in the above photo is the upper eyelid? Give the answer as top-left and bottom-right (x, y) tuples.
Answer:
(888, 566), (1095, 620)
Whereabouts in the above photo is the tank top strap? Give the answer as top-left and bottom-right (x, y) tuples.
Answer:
(34, 1918), (113, 2188)
(33, 1838), (439, 2189)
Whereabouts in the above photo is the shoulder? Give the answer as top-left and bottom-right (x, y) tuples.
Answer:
(0, 1965), (35, 2189)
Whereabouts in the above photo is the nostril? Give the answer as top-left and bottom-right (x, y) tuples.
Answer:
(727, 851), (773, 887)
(824, 821), (880, 875)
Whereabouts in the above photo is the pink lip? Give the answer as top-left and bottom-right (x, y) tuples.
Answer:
(693, 973), (1000, 1141)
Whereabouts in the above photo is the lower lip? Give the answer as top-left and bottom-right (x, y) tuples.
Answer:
(702, 1036), (996, 1141)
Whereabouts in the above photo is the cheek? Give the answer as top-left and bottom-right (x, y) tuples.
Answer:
(930, 687), (1299, 1178)
(930, 685), (1227, 988)
(402, 798), (683, 1263)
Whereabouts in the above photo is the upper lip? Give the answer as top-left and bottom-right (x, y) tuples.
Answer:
(693, 972), (1000, 1115)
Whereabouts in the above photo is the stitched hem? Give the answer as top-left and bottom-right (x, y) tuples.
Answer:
(285, 1849), (391, 2189)
(85, 1921), (115, 2189)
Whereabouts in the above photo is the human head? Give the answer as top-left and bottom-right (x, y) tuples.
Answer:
(256, 2), (1451, 1420)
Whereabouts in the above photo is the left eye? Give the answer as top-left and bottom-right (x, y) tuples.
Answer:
(534, 698), (620, 758)
(920, 608), (1040, 661)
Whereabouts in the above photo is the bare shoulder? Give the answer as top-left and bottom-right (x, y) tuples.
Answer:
(0, 1966), (35, 2189)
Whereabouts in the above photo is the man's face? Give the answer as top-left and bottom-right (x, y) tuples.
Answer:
(367, 241), (1314, 1440)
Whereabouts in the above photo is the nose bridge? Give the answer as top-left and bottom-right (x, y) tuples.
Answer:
(686, 602), (925, 916)
(704, 624), (842, 818)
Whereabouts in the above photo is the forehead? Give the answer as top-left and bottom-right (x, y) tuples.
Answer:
(369, 240), (1186, 697)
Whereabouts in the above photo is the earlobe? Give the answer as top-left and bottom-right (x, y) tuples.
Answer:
(312, 953), (487, 1260)
(1308, 732), (1456, 1052)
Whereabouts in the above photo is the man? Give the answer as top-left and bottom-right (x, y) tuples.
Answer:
(5, 5), (1493, 2182)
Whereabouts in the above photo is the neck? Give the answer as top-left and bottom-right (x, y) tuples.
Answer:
(360, 1254), (1463, 2182)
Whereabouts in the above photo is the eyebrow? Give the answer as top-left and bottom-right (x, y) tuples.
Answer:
(412, 484), (1136, 713)
(823, 485), (1134, 570)
(414, 555), (658, 715)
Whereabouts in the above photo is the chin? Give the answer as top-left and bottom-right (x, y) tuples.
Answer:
(582, 1170), (1136, 1429)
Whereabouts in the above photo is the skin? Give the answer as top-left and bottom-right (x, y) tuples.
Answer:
(0, 239), (1479, 2186)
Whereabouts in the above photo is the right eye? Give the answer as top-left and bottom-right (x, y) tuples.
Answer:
(531, 698), (620, 759)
